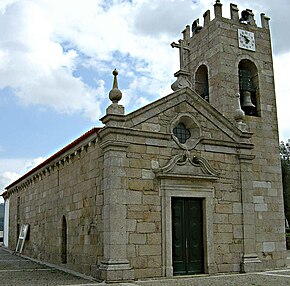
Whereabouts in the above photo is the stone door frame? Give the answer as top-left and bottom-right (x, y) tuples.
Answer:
(160, 177), (216, 277)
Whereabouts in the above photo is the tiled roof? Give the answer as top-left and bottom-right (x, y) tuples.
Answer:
(3, 127), (102, 193)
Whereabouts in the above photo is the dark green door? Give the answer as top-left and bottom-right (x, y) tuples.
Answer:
(172, 197), (204, 275)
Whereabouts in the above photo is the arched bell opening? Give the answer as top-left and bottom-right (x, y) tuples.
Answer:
(238, 59), (260, 116)
(195, 65), (209, 103)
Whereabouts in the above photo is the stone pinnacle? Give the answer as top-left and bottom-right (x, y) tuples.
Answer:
(109, 68), (122, 104)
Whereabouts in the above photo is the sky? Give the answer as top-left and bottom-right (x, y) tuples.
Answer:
(0, 0), (290, 202)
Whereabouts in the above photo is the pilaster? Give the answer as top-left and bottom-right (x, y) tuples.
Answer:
(98, 69), (134, 281)
(98, 140), (134, 281)
(239, 153), (262, 272)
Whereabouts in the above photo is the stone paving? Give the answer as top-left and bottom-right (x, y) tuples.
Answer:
(0, 247), (99, 286)
(131, 270), (290, 286)
(0, 246), (289, 286)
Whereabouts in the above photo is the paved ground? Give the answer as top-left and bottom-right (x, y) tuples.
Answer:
(0, 247), (99, 286)
(0, 246), (289, 286)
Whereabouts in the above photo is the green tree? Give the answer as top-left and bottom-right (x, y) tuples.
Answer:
(280, 141), (290, 226)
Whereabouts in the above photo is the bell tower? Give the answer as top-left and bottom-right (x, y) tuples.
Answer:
(172, 0), (275, 124)
(171, 0), (279, 146)
(171, 0), (286, 273)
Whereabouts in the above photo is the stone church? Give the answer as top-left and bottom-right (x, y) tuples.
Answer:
(1, 1), (287, 282)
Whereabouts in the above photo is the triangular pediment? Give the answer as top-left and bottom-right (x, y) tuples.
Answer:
(124, 87), (252, 146)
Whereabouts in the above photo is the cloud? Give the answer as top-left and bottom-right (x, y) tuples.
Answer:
(0, 0), (289, 134)
(239, 0), (290, 54)
(133, 0), (200, 37)
(42, 0), (183, 113)
(0, 171), (19, 203)
(0, 157), (46, 183)
(0, 157), (46, 202)
(0, 0), (289, 202)
(0, 0), (104, 120)
(274, 52), (290, 141)
(0, 171), (20, 189)
(22, 157), (47, 173)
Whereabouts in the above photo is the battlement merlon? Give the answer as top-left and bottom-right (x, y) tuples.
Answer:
(230, 3), (239, 22)
(214, 0), (222, 18)
(261, 13), (271, 29)
(203, 10), (210, 26)
(182, 25), (190, 41)
(180, 1), (271, 41)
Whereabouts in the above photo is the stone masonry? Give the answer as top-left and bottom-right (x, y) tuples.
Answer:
(2, 1), (287, 282)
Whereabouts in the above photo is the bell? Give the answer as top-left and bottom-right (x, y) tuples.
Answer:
(241, 91), (255, 108)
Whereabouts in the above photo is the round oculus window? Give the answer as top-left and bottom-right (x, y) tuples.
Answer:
(173, 123), (191, 144)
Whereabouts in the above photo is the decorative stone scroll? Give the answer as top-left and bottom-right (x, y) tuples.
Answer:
(154, 150), (220, 178)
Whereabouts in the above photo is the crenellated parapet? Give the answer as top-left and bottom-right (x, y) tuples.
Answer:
(186, 1), (270, 41)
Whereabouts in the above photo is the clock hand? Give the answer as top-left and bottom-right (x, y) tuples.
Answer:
(242, 34), (250, 44)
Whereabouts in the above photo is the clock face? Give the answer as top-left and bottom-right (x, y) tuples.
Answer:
(238, 29), (256, 51)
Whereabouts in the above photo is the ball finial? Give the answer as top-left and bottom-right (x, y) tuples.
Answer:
(109, 68), (122, 103)
(112, 68), (118, 76)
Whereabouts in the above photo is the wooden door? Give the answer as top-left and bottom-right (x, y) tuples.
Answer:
(172, 197), (204, 275)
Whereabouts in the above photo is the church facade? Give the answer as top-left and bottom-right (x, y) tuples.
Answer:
(2, 1), (287, 282)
